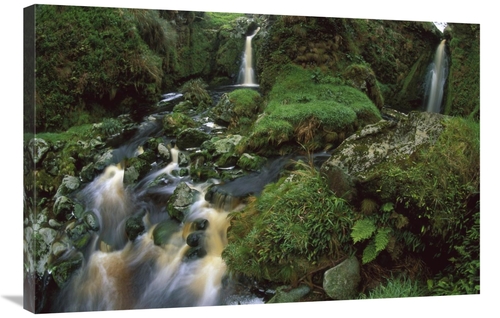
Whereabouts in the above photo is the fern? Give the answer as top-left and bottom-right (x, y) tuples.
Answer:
(351, 219), (376, 243)
(374, 227), (391, 252)
(362, 241), (378, 264)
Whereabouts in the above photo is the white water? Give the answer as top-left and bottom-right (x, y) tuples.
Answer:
(236, 27), (260, 87)
(55, 145), (250, 311)
(425, 39), (448, 113)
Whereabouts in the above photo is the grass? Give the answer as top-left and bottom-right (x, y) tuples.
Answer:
(248, 65), (381, 154)
(359, 275), (428, 299)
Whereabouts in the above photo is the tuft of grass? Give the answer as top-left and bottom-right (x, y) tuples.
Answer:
(359, 274), (428, 299)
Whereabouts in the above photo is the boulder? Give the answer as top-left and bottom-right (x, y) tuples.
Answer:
(323, 256), (361, 300)
(321, 111), (448, 181)
(167, 182), (199, 222)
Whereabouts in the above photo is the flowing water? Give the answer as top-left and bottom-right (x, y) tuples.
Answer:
(424, 39), (448, 113)
(236, 27), (260, 87)
(52, 122), (268, 311)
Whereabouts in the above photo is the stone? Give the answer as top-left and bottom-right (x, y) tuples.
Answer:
(321, 111), (448, 181)
(28, 138), (50, 165)
(267, 285), (311, 303)
(323, 256), (361, 300)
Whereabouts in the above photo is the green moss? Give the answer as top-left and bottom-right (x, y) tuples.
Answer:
(223, 164), (355, 284)
(248, 65), (381, 154)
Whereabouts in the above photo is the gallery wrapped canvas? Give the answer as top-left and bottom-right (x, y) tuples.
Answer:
(23, 2), (480, 314)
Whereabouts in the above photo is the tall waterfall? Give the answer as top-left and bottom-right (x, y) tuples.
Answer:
(424, 39), (448, 113)
(236, 27), (260, 87)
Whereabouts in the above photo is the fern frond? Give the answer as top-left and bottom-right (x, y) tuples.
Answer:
(351, 219), (376, 243)
(375, 227), (391, 252)
(362, 241), (378, 264)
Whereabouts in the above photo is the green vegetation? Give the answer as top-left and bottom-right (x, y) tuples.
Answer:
(34, 5), (165, 131)
(444, 24), (480, 120)
(223, 161), (355, 285)
(248, 65), (381, 154)
(359, 274), (428, 299)
(352, 116), (479, 293)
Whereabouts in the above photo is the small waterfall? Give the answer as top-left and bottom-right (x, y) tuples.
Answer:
(236, 27), (260, 87)
(424, 39), (448, 113)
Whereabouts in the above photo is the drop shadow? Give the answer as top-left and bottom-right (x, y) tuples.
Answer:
(2, 295), (24, 307)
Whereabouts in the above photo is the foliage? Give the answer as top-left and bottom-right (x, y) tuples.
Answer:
(444, 24), (480, 120)
(34, 5), (165, 132)
(222, 162), (355, 285)
(179, 78), (213, 110)
(356, 116), (479, 293)
(359, 274), (429, 299)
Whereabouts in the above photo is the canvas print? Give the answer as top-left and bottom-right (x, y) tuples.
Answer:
(23, 4), (480, 314)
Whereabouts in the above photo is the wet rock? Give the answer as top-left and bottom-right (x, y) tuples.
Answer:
(94, 149), (115, 171)
(323, 256), (361, 300)
(167, 182), (199, 222)
(54, 175), (80, 199)
(176, 128), (211, 150)
(152, 219), (181, 246)
(183, 246), (207, 261)
(50, 252), (84, 288)
(266, 285), (311, 303)
(125, 212), (146, 242)
(53, 196), (75, 221)
(79, 163), (95, 183)
(158, 143), (171, 161)
(191, 218), (209, 231)
(186, 231), (204, 247)
(28, 138), (50, 165)
(83, 211), (100, 232)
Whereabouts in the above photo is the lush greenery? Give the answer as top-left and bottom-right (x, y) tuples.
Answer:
(34, 5), (166, 131)
(247, 65), (381, 155)
(353, 116), (479, 294)
(359, 274), (428, 299)
(444, 24), (480, 120)
(223, 161), (355, 285)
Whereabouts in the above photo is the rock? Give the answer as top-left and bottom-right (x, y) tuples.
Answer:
(53, 196), (75, 221)
(158, 143), (171, 161)
(152, 219), (181, 246)
(125, 212), (146, 242)
(94, 149), (115, 171)
(321, 111), (447, 181)
(266, 285), (311, 303)
(176, 128), (211, 150)
(54, 175), (80, 199)
(167, 182), (199, 222)
(28, 138), (50, 165)
(323, 256), (361, 300)
(186, 231), (204, 247)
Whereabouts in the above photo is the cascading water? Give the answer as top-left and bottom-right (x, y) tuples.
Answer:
(236, 27), (260, 87)
(424, 39), (448, 113)
(52, 126), (264, 311)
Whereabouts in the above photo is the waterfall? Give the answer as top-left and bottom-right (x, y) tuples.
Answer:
(425, 39), (448, 113)
(236, 27), (260, 87)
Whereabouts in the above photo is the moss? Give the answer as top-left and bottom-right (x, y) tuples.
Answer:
(248, 65), (381, 154)
(223, 164), (355, 285)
